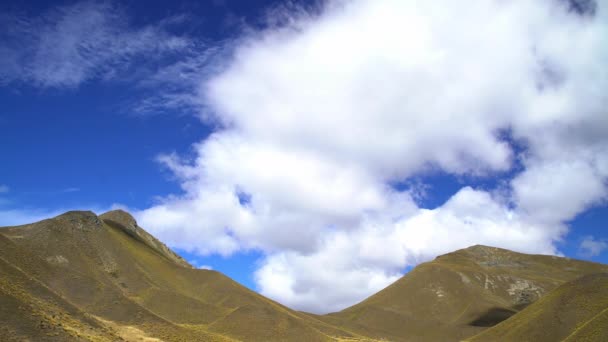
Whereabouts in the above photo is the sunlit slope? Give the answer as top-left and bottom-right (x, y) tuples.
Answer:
(322, 245), (608, 341)
(0, 233), (122, 341)
(0, 210), (358, 341)
(4, 211), (607, 341)
(468, 272), (608, 342)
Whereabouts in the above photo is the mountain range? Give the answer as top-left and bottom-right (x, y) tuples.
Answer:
(1, 210), (607, 341)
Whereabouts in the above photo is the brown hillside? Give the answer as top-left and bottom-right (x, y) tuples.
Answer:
(467, 272), (608, 342)
(2, 211), (607, 341)
(321, 245), (608, 341)
(0, 210), (359, 341)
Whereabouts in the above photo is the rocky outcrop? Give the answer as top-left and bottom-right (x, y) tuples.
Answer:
(100, 210), (192, 269)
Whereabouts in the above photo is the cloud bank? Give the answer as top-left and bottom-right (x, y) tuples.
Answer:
(133, 0), (608, 313)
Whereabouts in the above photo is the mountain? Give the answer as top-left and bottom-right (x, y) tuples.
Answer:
(0, 210), (357, 341)
(467, 272), (608, 342)
(1, 210), (607, 341)
(320, 245), (608, 341)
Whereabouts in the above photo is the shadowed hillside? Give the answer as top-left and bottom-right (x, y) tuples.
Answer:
(467, 272), (608, 342)
(0, 210), (359, 341)
(2, 211), (607, 341)
(320, 245), (608, 341)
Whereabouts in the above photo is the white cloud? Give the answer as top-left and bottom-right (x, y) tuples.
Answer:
(0, 1), (190, 88)
(132, 0), (608, 313)
(189, 259), (214, 270)
(138, 132), (404, 256)
(133, 47), (223, 114)
(512, 158), (608, 224)
(579, 235), (608, 257)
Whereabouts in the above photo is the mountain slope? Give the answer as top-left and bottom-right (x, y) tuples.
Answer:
(2, 211), (607, 341)
(467, 272), (608, 342)
(321, 245), (608, 341)
(0, 210), (358, 341)
(0, 233), (122, 341)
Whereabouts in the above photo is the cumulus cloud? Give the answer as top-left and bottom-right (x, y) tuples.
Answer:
(579, 235), (608, 257)
(0, 1), (190, 88)
(131, 0), (608, 313)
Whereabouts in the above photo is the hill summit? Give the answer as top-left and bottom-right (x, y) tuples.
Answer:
(319, 242), (608, 341)
(100, 209), (192, 269)
(0, 210), (356, 341)
(1, 210), (607, 341)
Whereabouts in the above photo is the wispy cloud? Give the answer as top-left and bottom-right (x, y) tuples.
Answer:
(579, 236), (608, 257)
(133, 48), (222, 115)
(0, 184), (10, 206)
(0, 1), (190, 88)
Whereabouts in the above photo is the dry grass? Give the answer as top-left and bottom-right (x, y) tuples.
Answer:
(467, 273), (608, 342)
(2, 212), (607, 341)
(0, 211), (356, 341)
(321, 245), (608, 341)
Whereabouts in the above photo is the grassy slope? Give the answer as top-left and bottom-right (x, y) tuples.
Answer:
(0, 210), (358, 341)
(0, 234), (121, 341)
(3, 211), (607, 341)
(468, 273), (608, 342)
(321, 245), (608, 341)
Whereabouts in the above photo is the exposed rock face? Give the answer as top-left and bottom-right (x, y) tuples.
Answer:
(99, 209), (138, 232)
(55, 210), (103, 230)
(469, 273), (608, 342)
(466, 245), (526, 268)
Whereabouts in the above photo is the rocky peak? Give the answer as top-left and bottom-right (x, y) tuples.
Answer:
(55, 210), (102, 230)
(99, 209), (193, 269)
(463, 245), (527, 268)
(99, 209), (138, 233)
(465, 244), (501, 253)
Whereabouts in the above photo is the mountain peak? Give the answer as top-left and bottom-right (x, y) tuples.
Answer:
(100, 209), (137, 230)
(55, 210), (102, 229)
(456, 244), (529, 268)
(56, 210), (98, 219)
(467, 244), (496, 250)
(464, 244), (503, 253)
(2, 211), (607, 341)
(99, 209), (193, 269)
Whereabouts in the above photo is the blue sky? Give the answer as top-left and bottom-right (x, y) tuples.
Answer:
(1, 0), (607, 313)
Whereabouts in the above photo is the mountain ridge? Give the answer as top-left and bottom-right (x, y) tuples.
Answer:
(0, 210), (358, 341)
(320, 240), (608, 341)
(1, 210), (607, 341)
